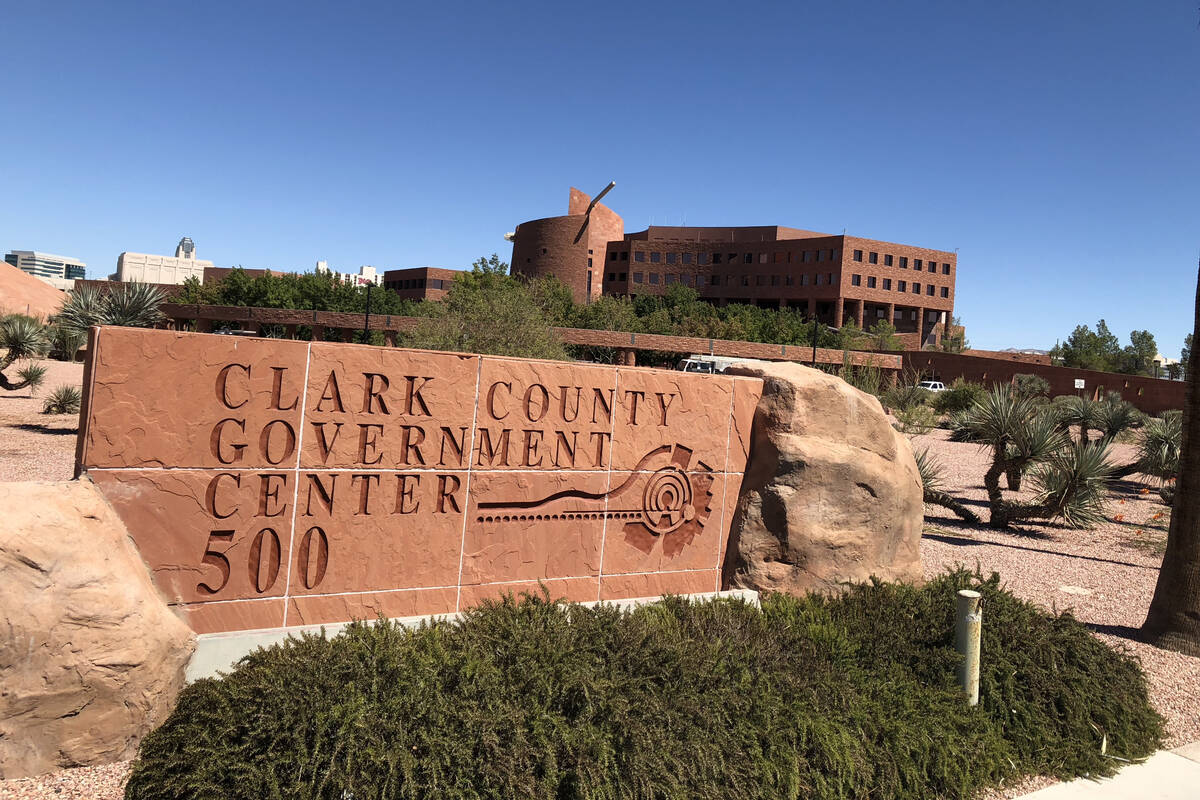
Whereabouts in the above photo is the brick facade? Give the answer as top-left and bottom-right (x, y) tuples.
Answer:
(382, 267), (464, 301)
(511, 189), (956, 348)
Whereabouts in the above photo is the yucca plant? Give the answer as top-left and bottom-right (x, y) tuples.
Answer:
(1112, 412), (1182, 485)
(0, 313), (50, 392)
(913, 445), (979, 523)
(56, 281), (166, 337)
(1055, 396), (1101, 443)
(42, 384), (82, 415)
(962, 387), (1114, 529)
(1004, 409), (1069, 491)
(1095, 398), (1141, 443)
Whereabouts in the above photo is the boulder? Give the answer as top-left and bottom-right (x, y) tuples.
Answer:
(724, 362), (923, 595)
(0, 480), (194, 779)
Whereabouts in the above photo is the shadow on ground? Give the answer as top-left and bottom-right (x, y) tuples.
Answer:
(9, 422), (78, 436)
(922, 530), (1155, 571)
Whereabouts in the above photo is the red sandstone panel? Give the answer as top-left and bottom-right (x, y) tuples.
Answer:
(171, 598), (286, 635)
(600, 472), (728, 576)
(287, 470), (467, 596)
(78, 328), (763, 634)
(472, 358), (617, 470)
(286, 588), (458, 627)
(599, 570), (718, 601)
(81, 327), (309, 470)
(458, 577), (600, 610)
(301, 343), (479, 470)
(462, 470), (608, 586)
(90, 469), (295, 605)
(610, 369), (734, 473)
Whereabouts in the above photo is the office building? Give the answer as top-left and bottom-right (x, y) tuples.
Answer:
(113, 237), (213, 285)
(382, 267), (463, 301)
(4, 250), (86, 291)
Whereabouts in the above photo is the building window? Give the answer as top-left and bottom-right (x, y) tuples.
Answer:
(883, 278), (892, 290)
(785, 275), (794, 285)
(621, 251), (628, 261)
(926, 284), (935, 296)
(649, 273), (660, 284)
(899, 257), (908, 268)
(853, 249), (863, 262)
(633, 272), (643, 283)
(801, 274), (809, 286)
(758, 253), (768, 264)
(650, 252), (661, 263)
(851, 274), (862, 286)
(941, 286), (949, 298)
(832, 249), (840, 261)
(742, 275), (750, 286)
(609, 252), (617, 260)
(770, 275), (779, 286)
(699, 253), (710, 265)
(755, 275), (765, 286)
(711, 252), (722, 264)
(827, 273), (834, 284)
(943, 263), (951, 275)
(634, 252), (645, 262)
(665, 274), (677, 284)
(743, 253), (754, 264)
(666, 252), (677, 264)
(867, 276), (877, 288)
(898, 280), (907, 292)
(773, 252), (785, 263)
(912, 282), (921, 294)
(727, 253), (737, 264)
(817, 249), (825, 262)
(542, 248), (547, 255)
(682, 253), (692, 264)
(607, 272), (616, 282)
(868, 252), (878, 264)
(696, 275), (705, 286)
(587, 258), (592, 268)
(884, 254), (893, 266)
(913, 259), (922, 270)
(815, 274), (823, 286)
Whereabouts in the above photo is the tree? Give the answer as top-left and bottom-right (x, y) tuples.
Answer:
(406, 262), (566, 360)
(1050, 321), (1122, 371)
(867, 319), (901, 351)
(962, 387), (1113, 529)
(1142, 264), (1200, 656)
(938, 315), (969, 353)
(0, 314), (49, 392)
(1117, 330), (1158, 376)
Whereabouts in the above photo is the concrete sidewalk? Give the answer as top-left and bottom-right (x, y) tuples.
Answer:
(1016, 742), (1200, 799)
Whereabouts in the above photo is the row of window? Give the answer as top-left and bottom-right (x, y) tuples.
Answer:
(851, 250), (951, 275)
(384, 277), (447, 291)
(612, 249), (842, 266)
(606, 271), (950, 299)
(850, 274), (950, 298)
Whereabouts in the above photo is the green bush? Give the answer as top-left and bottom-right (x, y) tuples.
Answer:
(932, 378), (986, 415)
(126, 571), (1161, 800)
(42, 384), (82, 415)
(895, 403), (938, 435)
(1014, 373), (1052, 399)
(883, 383), (932, 411)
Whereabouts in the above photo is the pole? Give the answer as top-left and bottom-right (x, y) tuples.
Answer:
(955, 589), (982, 706)
(811, 316), (819, 367)
(363, 284), (372, 342)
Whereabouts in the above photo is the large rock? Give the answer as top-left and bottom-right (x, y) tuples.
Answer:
(724, 362), (923, 595)
(0, 481), (195, 779)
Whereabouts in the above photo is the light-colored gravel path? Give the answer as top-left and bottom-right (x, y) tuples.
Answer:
(0, 359), (83, 482)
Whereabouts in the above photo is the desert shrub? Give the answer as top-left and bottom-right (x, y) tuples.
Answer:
(42, 384), (82, 415)
(932, 378), (986, 415)
(1013, 373), (1051, 399)
(0, 313), (50, 392)
(126, 573), (1161, 800)
(883, 383), (932, 411)
(895, 403), (938, 435)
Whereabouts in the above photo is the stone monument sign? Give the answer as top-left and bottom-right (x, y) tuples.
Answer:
(76, 328), (762, 634)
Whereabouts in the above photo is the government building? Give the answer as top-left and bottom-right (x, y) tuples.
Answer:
(509, 187), (957, 349)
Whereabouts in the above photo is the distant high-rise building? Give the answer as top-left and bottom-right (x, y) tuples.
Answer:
(314, 260), (382, 286)
(4, 250), (86, 291)
(113, 236), (213, 284)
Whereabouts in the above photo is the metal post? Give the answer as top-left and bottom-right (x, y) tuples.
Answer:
(363, 284), (372, 342)
(811, 316), (819, 367)
(955, 589), (982, 706)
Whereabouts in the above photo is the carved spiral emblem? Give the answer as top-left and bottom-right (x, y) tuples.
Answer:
(640, 466), (696, 535)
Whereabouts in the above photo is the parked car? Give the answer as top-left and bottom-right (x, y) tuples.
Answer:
(917, 380), (946, 393)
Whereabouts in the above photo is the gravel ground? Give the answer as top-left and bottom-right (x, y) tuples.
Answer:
(2, 409), (1196, 799)
(0, 359), (83, 482)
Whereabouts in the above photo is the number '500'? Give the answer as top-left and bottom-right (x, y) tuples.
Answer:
(197, 526), (329, 595)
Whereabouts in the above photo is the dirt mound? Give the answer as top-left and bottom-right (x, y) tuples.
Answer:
(0, 261), (67, 320)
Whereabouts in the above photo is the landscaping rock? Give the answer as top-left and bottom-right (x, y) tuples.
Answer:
(0, 480), (194, 779)
(724, 362), (923, 594)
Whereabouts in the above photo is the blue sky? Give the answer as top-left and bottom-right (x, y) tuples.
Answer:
(2, 1), (1197, 355)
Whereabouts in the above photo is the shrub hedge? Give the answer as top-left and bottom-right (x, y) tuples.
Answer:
(125, 570), (1162, 800)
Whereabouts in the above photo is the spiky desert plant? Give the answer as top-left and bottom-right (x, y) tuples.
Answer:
(1004, 409), (1069, 491)
(1096, 398), (1141, 443)
(57, 281), (166, 337)
(1112, 412), (1183, 485)
(913, 445), (979, 523)
(962, 386), (1114, 529)
(0, 313), (50, 391)
(1055, 396), (1101, 443)
(42, 384), (82, 415)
